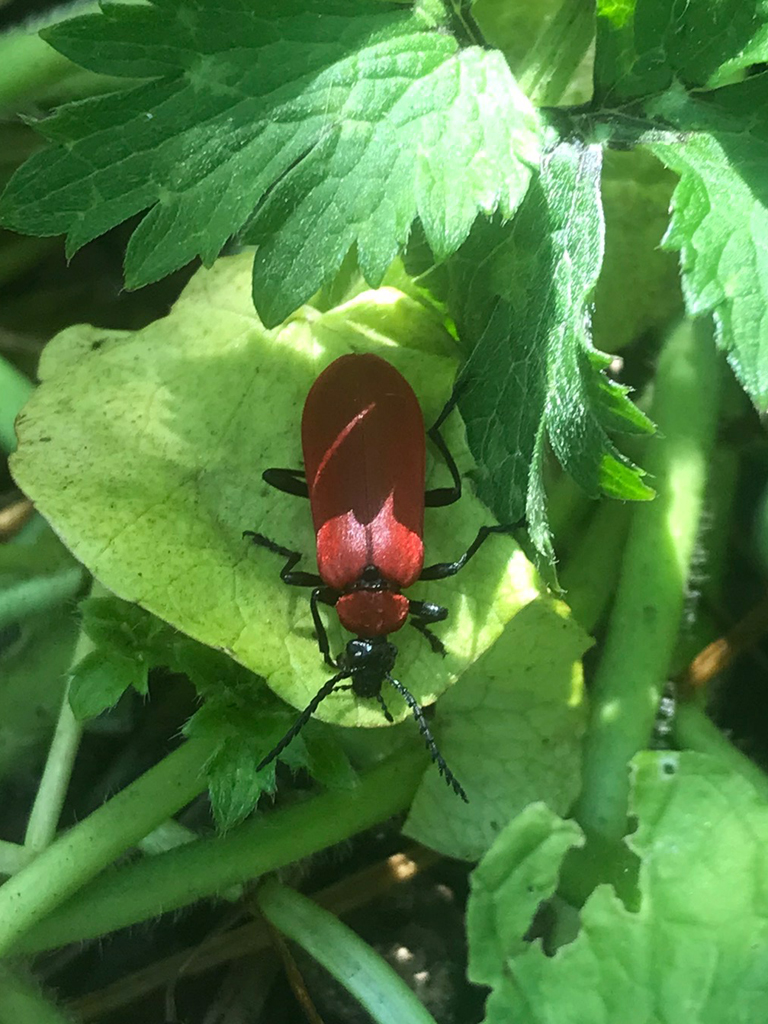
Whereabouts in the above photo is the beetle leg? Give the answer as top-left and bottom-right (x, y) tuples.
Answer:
(408, 599), (448, 656)
(424, 417), (462, 508)
(262, 467), (309, 498)
(256, 669), (349, 772)
(310, 586), (339, 668)
(243, 532), (323, 587)
(387, 676), (468, 803)
(419, 522), (523, 581)
(244, 534), (338, 663)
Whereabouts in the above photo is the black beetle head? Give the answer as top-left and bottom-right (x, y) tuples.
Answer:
(341, 637), (398, 698)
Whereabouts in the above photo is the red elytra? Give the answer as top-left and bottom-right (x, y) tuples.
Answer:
(301, 353), (426, 637)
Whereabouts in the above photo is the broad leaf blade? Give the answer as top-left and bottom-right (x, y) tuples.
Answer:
(404, 596), (589, 860)
(0, 0), (540, 326)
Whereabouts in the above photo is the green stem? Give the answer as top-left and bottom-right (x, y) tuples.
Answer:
(22, 700), (82, 853)
(0, 966), (73, 1024)
(574, 318), (722, 843)
(673, 702), (768, 802)
(547, 472), (592, 555)
(23, 626), (95, 853)
(0, 354), (33, 454)
(0, 566), (84, 631)
(0, 841), (33, 876)
(559, 498), (631, 634)
(258, 878), (439, 1024)
(0, 737), (216, 958)
(517, 0), (594, 105)
(14, 749), (426, 955)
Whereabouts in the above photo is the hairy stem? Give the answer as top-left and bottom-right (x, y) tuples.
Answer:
(0, 737), (216, 957)
(0, 566), (84, 632)
(0, 965), (73, 1024)
(673, 702), (768, 802)
(14, 748), (426, 954)
(575, 318), (722, 843)
(559, 499), (631, 634)
(23, 624), (95, 853)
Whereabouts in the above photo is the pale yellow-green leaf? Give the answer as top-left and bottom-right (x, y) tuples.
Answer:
(12, 253), (536, 727)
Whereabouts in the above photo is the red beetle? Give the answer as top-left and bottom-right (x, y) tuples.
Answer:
(246, 353), (511, 800)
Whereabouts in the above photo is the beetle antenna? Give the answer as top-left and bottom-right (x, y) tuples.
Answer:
(375, 691), (394, 723)
(387, 676), (468, 803)
(256, 669), (349, 773)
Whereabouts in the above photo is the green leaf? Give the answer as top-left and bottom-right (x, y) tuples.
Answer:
(467, 752), (768, 1024)
(0, 0), (541, 327)
(467, 803), (583, 984)
(80, 595), (170, 662)
(69, 596), (181, 718)
(447, 141), (653, 563)
(595, 0), (768, 102)
(68, 648), (146, 720)
(10, 253), (532, 734)
(302, 724), (359, 791)
(404, 595), (589, 860)
(649, 77), (768, 407)
(184, 681), (300, 829)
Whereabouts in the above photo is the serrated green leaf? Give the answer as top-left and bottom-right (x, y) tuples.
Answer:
(447, 141), (653, 564)
(595, 0), (768, 102)
(467, 751), (768, 1024)
(11, 253), (531, 733)
(80, 595), (171, 660)
(648, 77), (768, 408)
(69, 648), (147, 719)
(184, 681), (299, 828)
(0, 0), (540, 327)
(404, 595), (589, 860)
(203, 738), (270, 832)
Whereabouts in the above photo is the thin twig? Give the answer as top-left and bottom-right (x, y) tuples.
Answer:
(679, 595), (768, 694)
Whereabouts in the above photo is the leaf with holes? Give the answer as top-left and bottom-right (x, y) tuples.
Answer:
(467, 752), (768, 1024)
